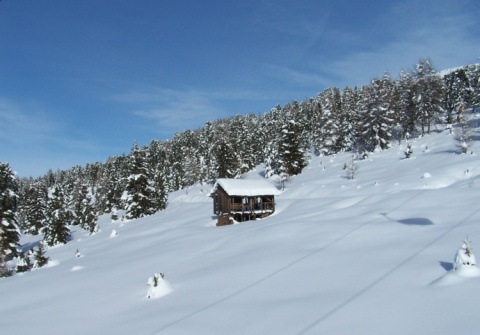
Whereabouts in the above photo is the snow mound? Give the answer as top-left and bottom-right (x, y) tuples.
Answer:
(146, 273), (173, 299)
(430, 266), (480, 287)
(431, 237), (480, 287)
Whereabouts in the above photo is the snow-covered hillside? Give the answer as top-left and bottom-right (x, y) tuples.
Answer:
(3, 118), (480, 335)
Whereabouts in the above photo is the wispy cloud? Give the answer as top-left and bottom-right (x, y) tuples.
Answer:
(0, 97), (57, 144)
(266, 64), (332, 89)
(317, 0), (480, 87)
(260, 0), (479, 91)
(0, 96), (114, 176)
(112, 87), (273, 136)
(132, 89), (224, 134)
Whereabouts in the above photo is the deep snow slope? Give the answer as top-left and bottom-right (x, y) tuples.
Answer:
(3, 122), (480, 335)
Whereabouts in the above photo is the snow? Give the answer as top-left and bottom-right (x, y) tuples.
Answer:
(211, 178), (282, 196)
(4, 122), (480, 334)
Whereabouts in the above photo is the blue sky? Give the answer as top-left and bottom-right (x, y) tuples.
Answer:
(1, 0), (479, 177)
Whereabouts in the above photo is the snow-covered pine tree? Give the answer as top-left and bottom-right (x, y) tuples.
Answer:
(95, 155), (128, 215)
(125, 143), (157, 219)
(72, 183), (98, 234)
(324, 87), (351, 153)
(279, 119), (307, 177)
(358, 76), (395, 152)
(465, 64), (480, 107)
(340, 86), (360, 151)
(345, 154), (359, 180)
(0, 254), (13, 277)
(43, 185), (71, 246)
(317, 89), (337, 155)
(454, 107), (472, 154)
(444, 68), (472, 125)
(15, 250), (33, 273)
(305, 95), (324, 156)
(21, 182), (47, 235)
(82, 187), (99, 234)
(148, 146), (168, 213)
(0, 162), (20, 261)
(33, 241), (49, 268)
(412, 58), (444, 135)
(198, 121), (215, 183)
(395, 70), (417, 138)
(213, 139), (237, 179)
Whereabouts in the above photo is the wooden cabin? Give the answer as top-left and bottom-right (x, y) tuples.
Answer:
(210, 178), (281, 225)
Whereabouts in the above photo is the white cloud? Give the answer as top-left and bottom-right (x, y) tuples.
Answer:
(318, 0), (480, 87)
(0, 97), (56, 144)
(112, 87), (274, 135)
(132, 89), (223, 133)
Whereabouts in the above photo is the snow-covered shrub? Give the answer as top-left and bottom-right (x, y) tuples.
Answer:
(345, 155), (358, 180)
(15, 251), (33, 273)
(0, 254), (13, 278)
(453, 113), (472, 154)
(404, 144), (413, 159)
(33, 242), (49, 268)
(146, 272), (172, 299)
(454, 237), (476, 270)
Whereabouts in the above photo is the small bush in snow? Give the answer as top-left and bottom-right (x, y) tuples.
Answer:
(345, 155), (358, 180)
(146, 272), (169, 299)
(33, 242), (49, 268)
(404, 144), (413, 159)
(0, 254), (13, 278)
(15, 251), (33, 273)
(454, 237), (476, 270)
(453, 112), (472, 154)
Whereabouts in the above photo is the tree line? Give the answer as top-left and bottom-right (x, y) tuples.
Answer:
(1, 58), (479, 276)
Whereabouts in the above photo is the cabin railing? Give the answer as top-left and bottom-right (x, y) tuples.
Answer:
(230, 201), (274, 212)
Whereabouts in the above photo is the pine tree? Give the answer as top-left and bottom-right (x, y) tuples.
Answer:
(454, 109), (472, 154)
(43, 185), (71, 246)
(308, 94), (326, 155)
(444, 67), (474, 125)
(198, 121), (215, 182)
(395, 71), (417, 138)
(335, 86), (357, 152)
(0, 162), (20, 260)
(345, 154), (359, 180)
(318, 89), (337, 155)
(72, 183), (98, 234)
(15, 250), (33, 273)
(264, 139), (281, 178)
(279, 120), (307, 177)
(21, 182), (47, 235)
(33, 241), (49, 268)
(0, 253), (13, 277)
(125, 143), (157, 219)
(413, 58), (444, 135)
(359, 77), (395, 152)
(213, 139), (237, 179)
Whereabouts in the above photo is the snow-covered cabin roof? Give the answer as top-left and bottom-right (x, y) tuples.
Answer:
(211, 178), (281, 196)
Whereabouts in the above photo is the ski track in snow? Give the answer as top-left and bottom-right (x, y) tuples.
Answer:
(7, 117), (480, 335)
(150, 190), (433, 334)
(296, 206), (480, 334)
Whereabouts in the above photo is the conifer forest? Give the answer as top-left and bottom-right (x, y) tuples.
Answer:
(1, 59), (480, 274)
